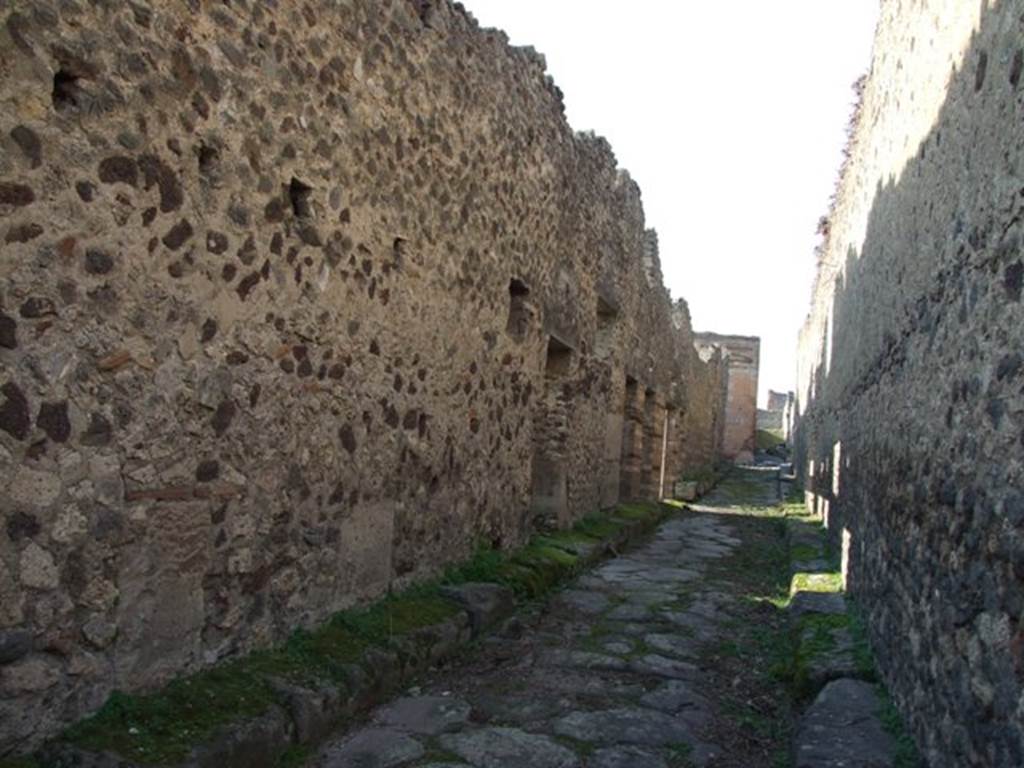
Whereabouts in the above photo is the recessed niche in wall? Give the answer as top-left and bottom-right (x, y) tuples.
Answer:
(506, 278), (530, 341)
(52, 70), (81, 112)
(544, 335), (573, 379)
(595, 296), (618, 358)
(198, 143), (220, 176)
(289, 177), (314, 218)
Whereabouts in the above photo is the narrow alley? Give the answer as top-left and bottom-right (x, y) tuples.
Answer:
(305, 469), (898, 768)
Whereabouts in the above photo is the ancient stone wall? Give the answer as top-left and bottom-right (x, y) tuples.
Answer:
(694, 333), (759, 462)
(794, 1), (1024, 764)
(0, 0), (725, 752)
(672, 301), (728, 476)
(756, 408), (783, 431)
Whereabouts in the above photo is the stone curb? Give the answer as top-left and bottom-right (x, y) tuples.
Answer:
(34, 505), (677, 768)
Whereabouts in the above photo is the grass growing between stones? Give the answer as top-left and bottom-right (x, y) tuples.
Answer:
(695, 470), (795, 768)
(442, 502), (664, 599)
(54, 501), (663, 765)
(775, 487), (922, 767)
(790, 571), (843, 594)
(665, 741), (695, 767)
(879, 693), (924, 768)
(755, 429), (786, 451)
(414, 741), (464, 765)
(61, 586), (462, 765)
(275, 744), (312, 768)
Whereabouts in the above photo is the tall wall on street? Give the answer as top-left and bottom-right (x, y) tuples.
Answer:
(0, 0), (726, 752)
(793, 1), (1024, 765)
(694, 333), (759, 462)
(673, 303), (729, 475)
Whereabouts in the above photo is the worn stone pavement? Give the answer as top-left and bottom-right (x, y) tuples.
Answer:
(309, 472), (786, 768)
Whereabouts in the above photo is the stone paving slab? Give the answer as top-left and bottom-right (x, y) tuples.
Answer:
(794, 679), (896, 767)
(552, 707), (693, 746)
(790, 591), (847, 619)
(799, 625), (866, 690)
(309, 481), (764, 768)
(319, 728), (425, 768)
(439, 727), (580, 768)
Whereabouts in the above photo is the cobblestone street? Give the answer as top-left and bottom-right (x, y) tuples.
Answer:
(311, 470), (799, 768)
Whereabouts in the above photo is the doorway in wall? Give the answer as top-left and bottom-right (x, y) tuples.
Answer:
(618, 377), (643, 500)
(529, 336), (573, 527)
(641, 388), (659, 498)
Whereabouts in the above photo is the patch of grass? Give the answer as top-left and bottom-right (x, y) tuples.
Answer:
(57, 498), (666, 765)
(276, 744), (312, 768)
(665, 741), (695, 767)
(417, 741), (465, 764)
(613, 502), (661, 521)
(442, 545), (507, 584)
(845, 606), (878, 679)
(696, 471), (798, 764)
(756, 429), (786, 450)
(784, 613), (855, 699)
(62, 660), (280, 765)
(790, 543), (822, 562)
(679, 462), (718, 485)
(790, 571), (843, 594)
(535, 530), (601, 553)
(337, 586), (460, 644)
(0, 759), (42, 768)
(574, 514), (626, 540)
(878, 690), (923, 768)
(725, 701), (778, 739)
(553, 734), (596, 757)
(62, 584), (460, 764)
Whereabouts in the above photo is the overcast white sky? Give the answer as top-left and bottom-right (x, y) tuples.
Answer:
(461, 1), (880, 407)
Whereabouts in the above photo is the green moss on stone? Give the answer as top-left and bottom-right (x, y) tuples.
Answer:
(790, 571), (843, 594)
(790, 544), (822, 562)
(613, 502), (661, 521)
(276, 744), (312, 768)
(62, 661), (279, 765)
(58, 500), (657, 765)
(573, 515), (626, 540)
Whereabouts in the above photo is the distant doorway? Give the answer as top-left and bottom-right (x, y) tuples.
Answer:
(530, 336), (573, 527)
(619, 377), (643, 500)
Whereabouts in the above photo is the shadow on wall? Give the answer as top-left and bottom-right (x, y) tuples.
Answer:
(793, 2), (1024, 766)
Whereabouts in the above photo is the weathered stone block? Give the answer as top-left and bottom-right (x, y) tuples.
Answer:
(439, 583), (515, 637)
(794, 679), (894, 768)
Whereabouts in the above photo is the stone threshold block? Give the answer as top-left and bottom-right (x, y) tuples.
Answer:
(794, 678), (896, 768)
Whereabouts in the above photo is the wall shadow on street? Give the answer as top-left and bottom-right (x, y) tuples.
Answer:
(793, 3), (1024, 765)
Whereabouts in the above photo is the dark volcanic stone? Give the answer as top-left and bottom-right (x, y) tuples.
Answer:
(5, 223), (43, 243)
(0, 630), (32, 665)
(0, 382), (31, 440)
(0, 182), (35, 207)
(339, 424), (357, 453)
(162, 219), (194, 250)
(212, 399), (236, 435)
(10, 125), (41, 167)
(37, 401), (71, 442)
(19, 297), (56, 318)
(98, 155), (138, 186)
(80, 413), (113, 446)
(0, 311), (17, 349)
(6, 511), (41, 542)
(84, 248), (114, 274)
(196, 459), (220, 482)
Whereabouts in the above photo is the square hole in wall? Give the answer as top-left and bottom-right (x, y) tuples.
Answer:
(507, 278), (531, 341)
(595, 296), (618, 358)
(545, 335), (573, 379)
